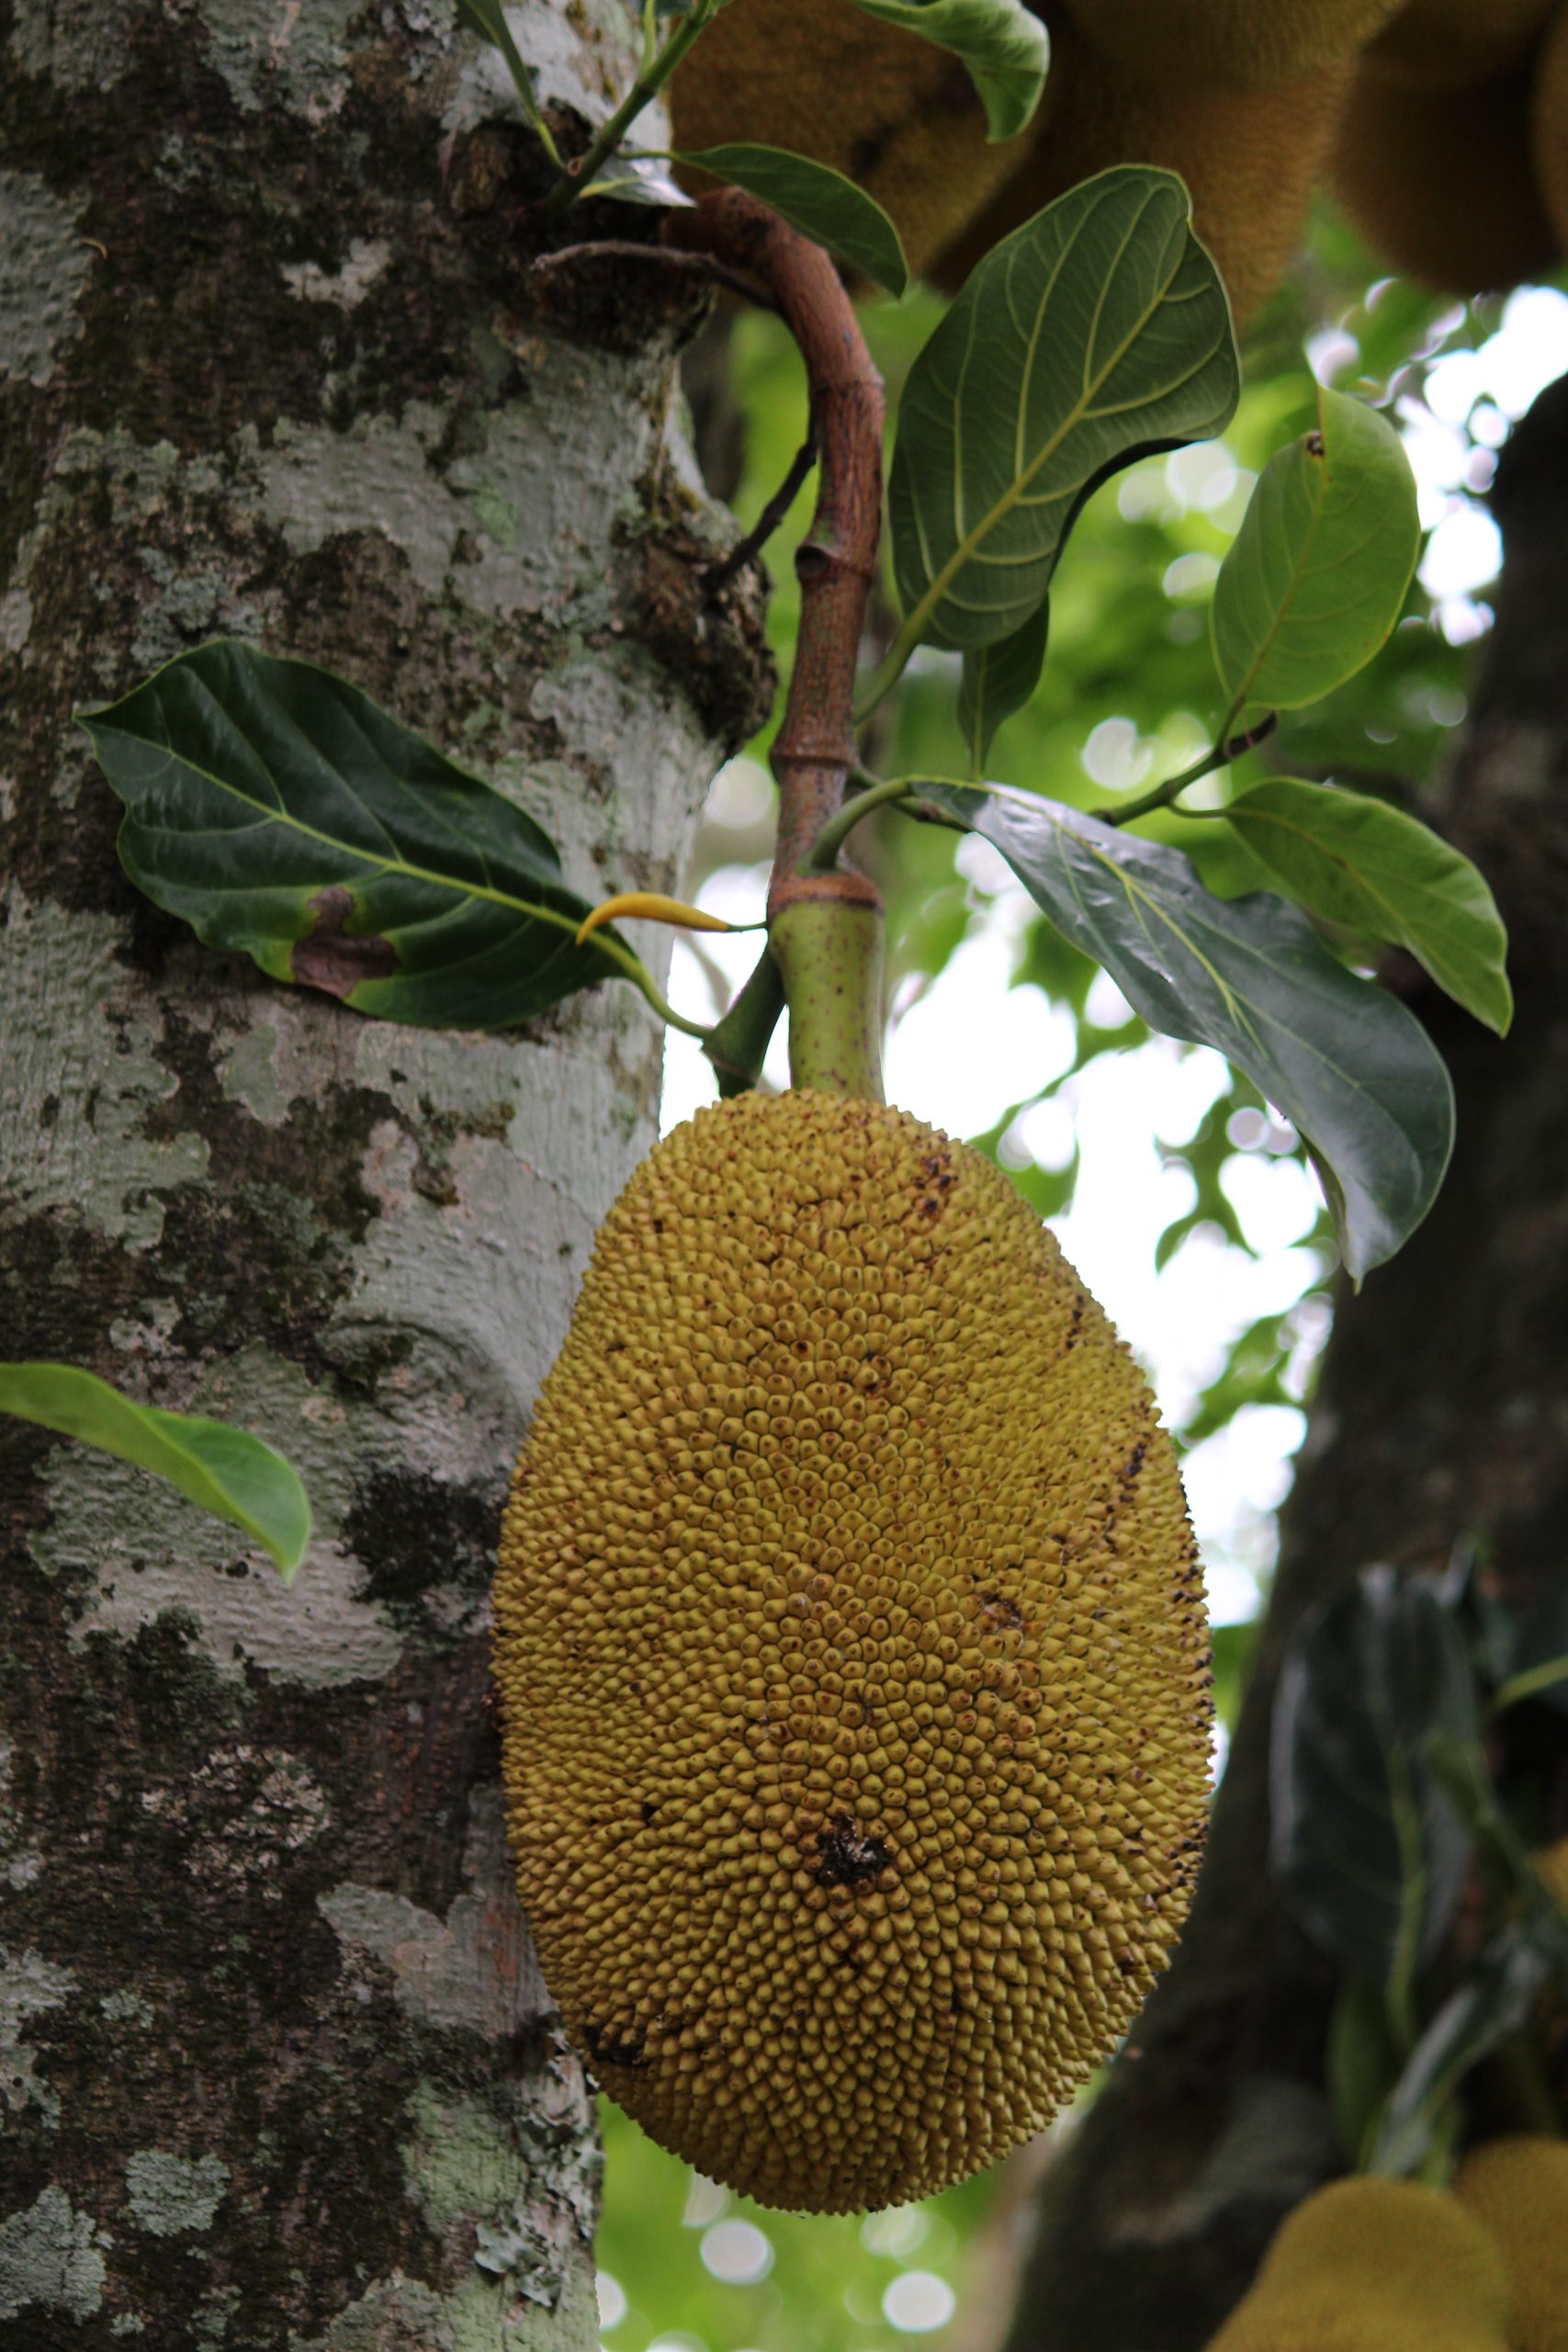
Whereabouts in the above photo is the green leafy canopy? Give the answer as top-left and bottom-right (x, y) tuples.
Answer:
(0, 1363), (310, 1579)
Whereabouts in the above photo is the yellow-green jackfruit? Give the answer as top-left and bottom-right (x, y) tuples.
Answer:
(1455, 2136), (1568, 2352)
(1363, 0), (1555, 91)
(1061, 0), (1400, 91)
(1332, 56), (1557, 291)
(668, 0), (1021, 282)
(492, 1090), (1211, 2212)
(934, 14), (1350, 321)
(1202, 2177), (1512, 2350)
(1532, 5), (1568, 249)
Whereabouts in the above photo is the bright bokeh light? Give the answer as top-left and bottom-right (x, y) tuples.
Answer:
(595, 2269), (627, 2329)
(883, 2270), (958, 2332)
(700, 2220), (774, 2284)
(859, 2207), (930, 2258)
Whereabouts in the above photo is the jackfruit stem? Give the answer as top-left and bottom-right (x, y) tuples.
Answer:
(771, 900), (885, 1102)
(666, 190), (888, 1100)
(705, 944), (787, 1097)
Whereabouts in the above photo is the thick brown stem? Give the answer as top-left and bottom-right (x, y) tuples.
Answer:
(664, 191), (886, 925)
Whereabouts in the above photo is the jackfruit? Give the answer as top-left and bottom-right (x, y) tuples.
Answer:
(492, 1089), (1211, 2212)
(934, 15), (1350, 322)
(667, 0), (1023, 282)
(1060, 0), (1400, 92)
(1362, 0), (1554, 92)
(1332, 59), (1557, 290)
(1532, 5), (1568, 249)
(1455, 2136), (1568, 2352)
(1202, 2177), (1512, 2350)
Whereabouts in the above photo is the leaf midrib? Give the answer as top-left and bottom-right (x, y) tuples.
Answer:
(98, 718), (615, 963)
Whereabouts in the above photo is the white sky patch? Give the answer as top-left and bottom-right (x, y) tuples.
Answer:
(700, 2220), (773, 2284)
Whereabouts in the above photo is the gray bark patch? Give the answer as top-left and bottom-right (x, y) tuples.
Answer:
(0, 171), (90, 387)
(123, 2150), (231, 2237)
(0, 2186), (109, 2322)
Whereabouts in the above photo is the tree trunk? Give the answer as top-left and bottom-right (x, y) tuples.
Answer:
(1002, 379), (1568, 2351)
(0, 4), (768, 2343)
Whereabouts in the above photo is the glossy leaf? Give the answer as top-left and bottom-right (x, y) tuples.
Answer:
(1367, 1929), (1551, 2178)
(887, 169), (1237, 657)
(677, 146), (908, 294)
(1270, 1566), (1477, 2002)
(917, 782), (1456, 1280)
(957, 598), (1050, 771)
(80, 639), (636, 1032)
(842, 0), (1048, 141)
(0, 1362), (310, 1579)
(1211, 387), (1420, 719)
(1224, 780), (1512, 1035)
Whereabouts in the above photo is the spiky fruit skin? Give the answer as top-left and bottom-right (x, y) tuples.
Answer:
(492, 1091), (1211, 2213)
(1203, 2177), (1512, 2350)
(1061, 0), (1400, 91)
(1332, 60), (1557, 291)
(1455, 2137), (1568, 2352)
(932, 17), (1351, 323)
(667, 0), (1021, 281)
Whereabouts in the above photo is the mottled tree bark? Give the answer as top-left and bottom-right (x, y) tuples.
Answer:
(0, 3), (768, 2344)
(1002, 379), (1568, 2351)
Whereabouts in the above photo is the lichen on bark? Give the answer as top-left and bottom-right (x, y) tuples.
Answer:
(0, 0), (772, 2341)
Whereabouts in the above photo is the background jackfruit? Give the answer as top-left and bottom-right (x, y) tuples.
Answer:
(492, 1090), (1211, 2212)
(1202, 2177), (1512, 2351)
(1455, 2136), (1568, 2352)
(1058, 0), (1400, 91)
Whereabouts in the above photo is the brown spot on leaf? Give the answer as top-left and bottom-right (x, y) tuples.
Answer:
(293, 888), (399, 1000)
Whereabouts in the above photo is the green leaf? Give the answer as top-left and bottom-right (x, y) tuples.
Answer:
(886, 168), (1237, 660)
(676, 146), (908, 294)
(1211, 386), (1420, 720)
(80, 639), (636, 1033)
(0, 1362), (310, 1580)
(917, 782), (1455, 1281)
(1270, 1567), (1479, 2011)
(1224, 780), (1512, 1035)
(841, 0), (1048, 141)
(1366, 1929), (1551, 2179)
(957, 598), (1049, 772)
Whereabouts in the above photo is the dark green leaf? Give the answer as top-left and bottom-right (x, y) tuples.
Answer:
(957, 598), (1049, 771)
(0, 1362), (310, 1580)
(80, 639), (636, 1033)
(1224, 780), (1511, 1035)
(677, 146), (908, 294)
(1366, 1929), (1551, 2179)
(887, 169), (1237, 657)
(917, 782), (1456, 1280)
(1211, 387), (1420, 719)
(1424, 1732), (1568, 1971)
(1270, 1566), (1478, 2003)
(841, 0), (1048, 141)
